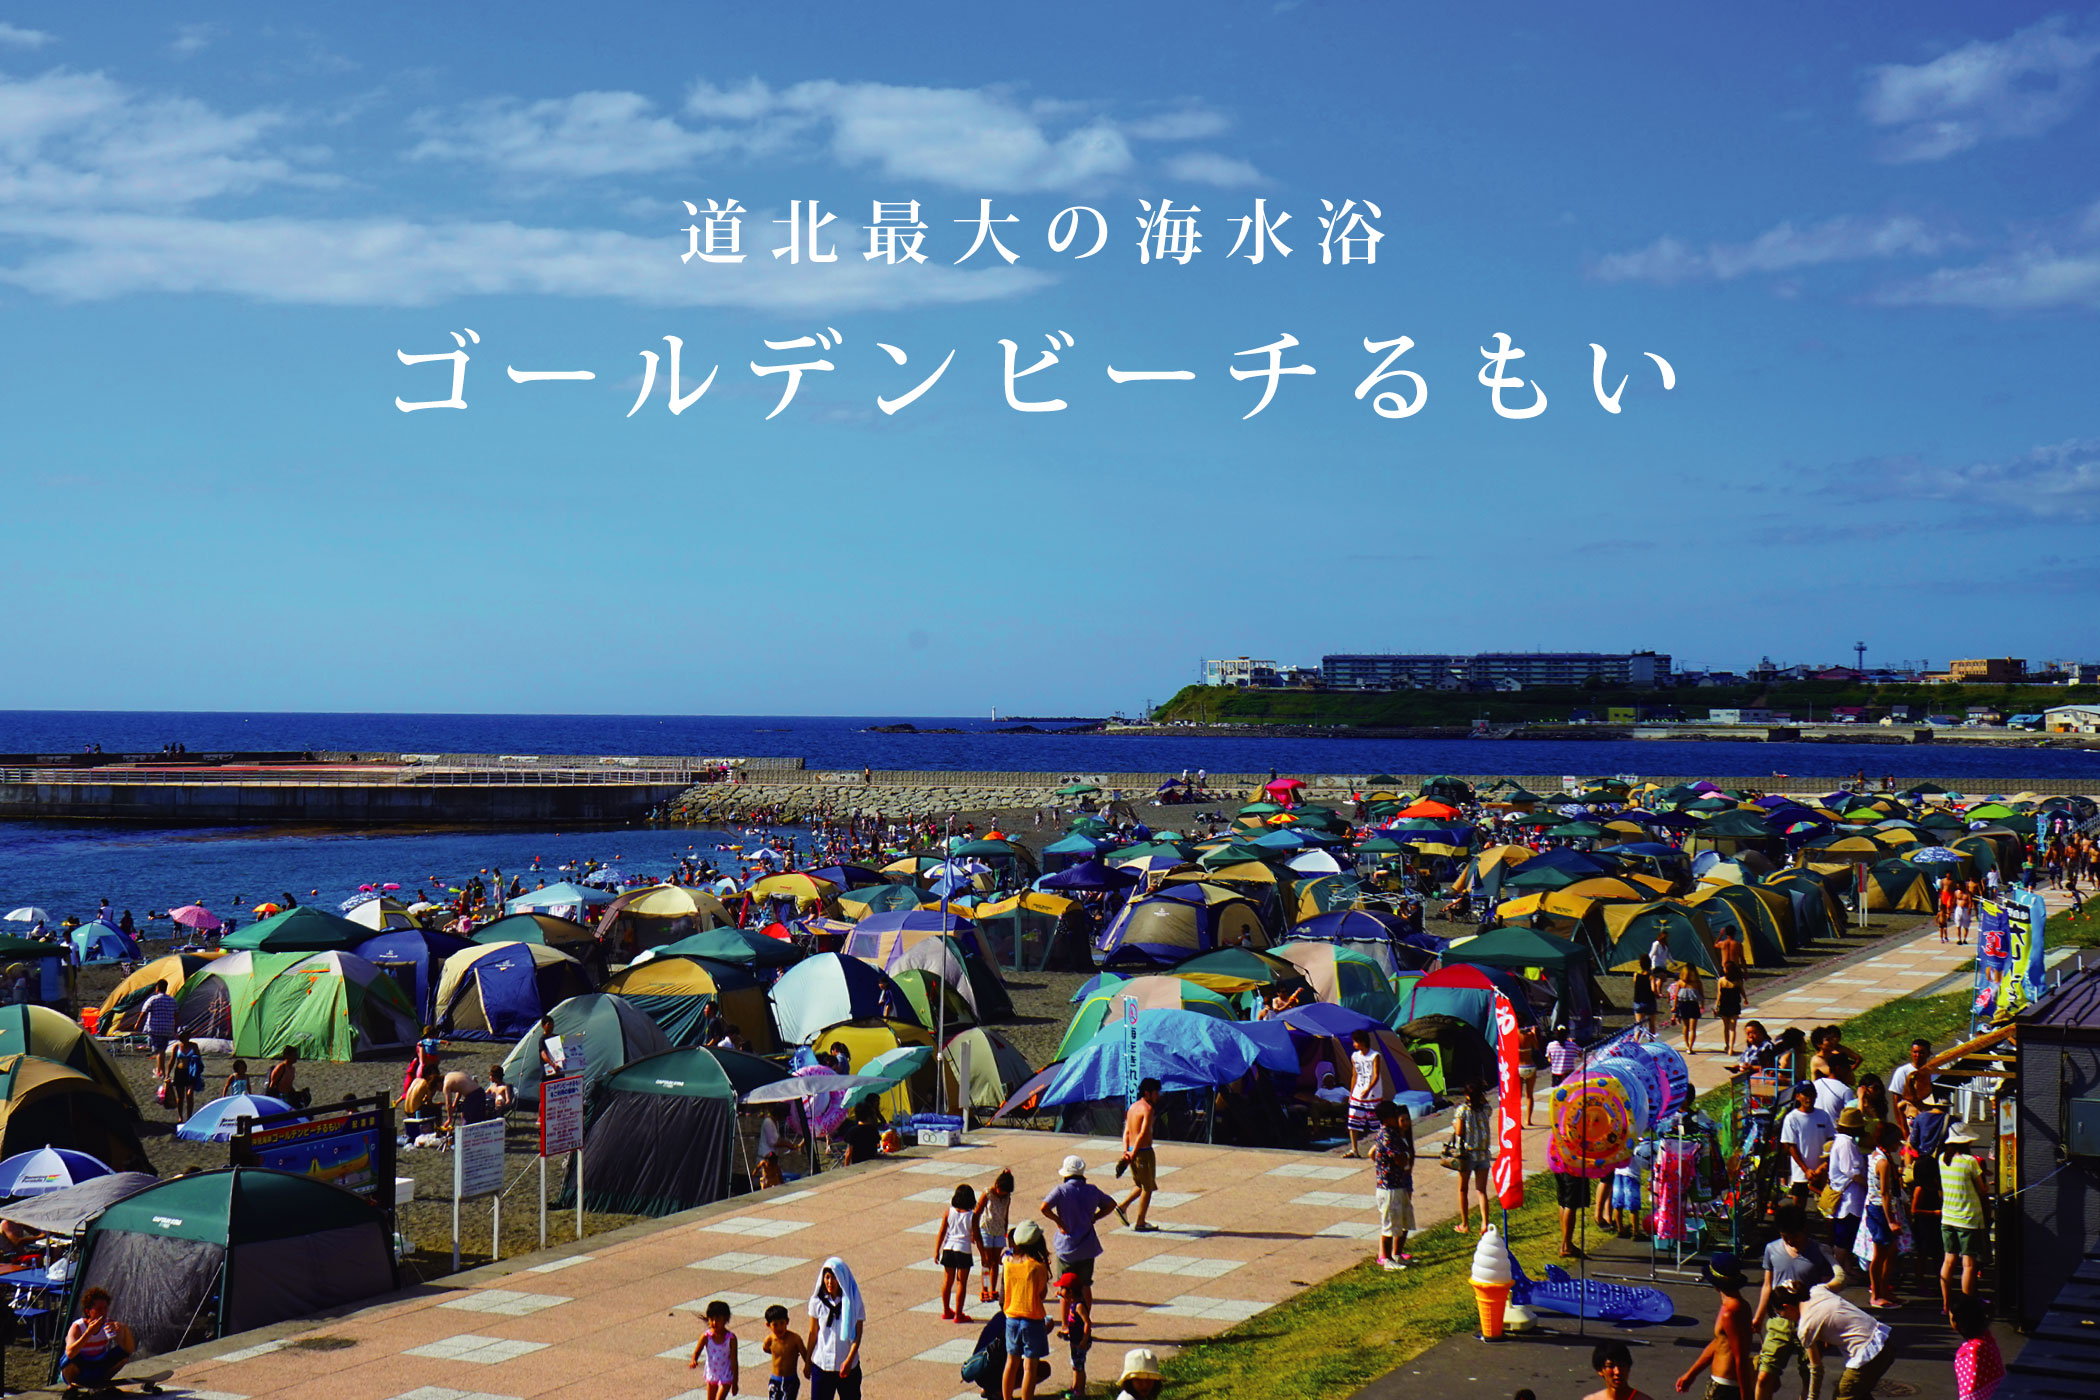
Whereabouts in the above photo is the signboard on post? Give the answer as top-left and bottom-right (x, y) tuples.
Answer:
(1122, 994), (1141, 1106)
(452, 1115), (507, 1271)
(230, 1095), (395, 1216)
(537, 1073), (585, 1248)
(539, 1074), (584, 1157)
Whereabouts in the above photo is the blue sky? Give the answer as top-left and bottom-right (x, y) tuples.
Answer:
(2, 4), (2096, 716)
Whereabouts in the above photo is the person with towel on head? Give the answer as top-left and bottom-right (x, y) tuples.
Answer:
(804, 1256), (864, 1400)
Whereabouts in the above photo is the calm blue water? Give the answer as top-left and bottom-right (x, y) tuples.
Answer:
(5, 709), (2098, 780)
(0, 821), (793, 939)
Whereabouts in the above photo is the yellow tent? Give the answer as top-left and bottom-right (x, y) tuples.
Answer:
(97, 952), (224, 1033)
(809, 1018), (934, 1118)
(601, 955), (776, 1050)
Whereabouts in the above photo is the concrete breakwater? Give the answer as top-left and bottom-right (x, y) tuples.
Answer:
(663, 768), (2100, 823)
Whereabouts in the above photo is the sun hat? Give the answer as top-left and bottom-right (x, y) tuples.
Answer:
(1946, 1122), (1983, 1147)
(1012, 1220), (1044, 1249)
(1701, 1252), (1746, 1290)
(1119, 1348), (1165, 1383)
(1836, 1106), (1866, 1131)
(1060, 1154), (1087, 1178)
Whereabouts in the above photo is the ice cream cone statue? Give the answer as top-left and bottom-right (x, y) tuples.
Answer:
(1470, 1224), (1514, 1339)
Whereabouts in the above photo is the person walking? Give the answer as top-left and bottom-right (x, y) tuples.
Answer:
(936, 1184), (978, 1323)
(1938, 1123), (1991, 1321)
(1677, 1253), (1752, 1400)
(1672, 966), (1705, 1055)
(805, 1257), (865, 1400)
(1115, 1078), (1160, 1232)
(1451, 1080), (1493, 1234)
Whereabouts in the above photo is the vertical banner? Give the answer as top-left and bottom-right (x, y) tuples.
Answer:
(1122, 994), (1141, 1106)
(1490, 992), (1524, 1208)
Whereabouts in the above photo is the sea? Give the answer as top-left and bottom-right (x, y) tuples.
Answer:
(4, 709), (2097, 928)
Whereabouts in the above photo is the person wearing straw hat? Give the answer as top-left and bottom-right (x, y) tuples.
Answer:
(1113, 1347), (1164, 1400)
(1678, 1253), (1751, 1400)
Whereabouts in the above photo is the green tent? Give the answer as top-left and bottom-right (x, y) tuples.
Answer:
(176, 950), (418, 1060)
(70, 1169), (395, 1362)
(648, 926), (804, 970)
(1444, 925), (1585, 972)
(1601, 903), (1721, 975)
(563, 1046), (736, 1217)
(219, 905), (369, 953)
(499, 992), (674, 1106)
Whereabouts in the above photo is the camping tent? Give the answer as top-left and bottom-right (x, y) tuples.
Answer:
(1094, 891), (1267, 968)
(470, 912), (605, 978)
(177, 951), (419, 1060)
(69, 1169), (395, 1358)
(434, 942), (595, 1040)
(1271, 942), (1399, 1022)
(219, 905), (370, 953)
(1600, 902), (1722, 975)
(844, 911), (999, 971)
(595, 884), (735, 959)
(0, 1005), (137, 1112)
(499, 993), (675, 1107)
(352, 928), (473, 1022)
(343, 897), (421, 933)
(561, 1047), (736, 1217)
(1039, 1008), (1296, 1107)
(95, 953), (223, 1034)
(1864, 860), (1936, 913)
(640, 926), (804, 973)
(970, 890), (1094, 972)
(600, 955), (776, 1049)
(1057, 979), (1234, 1060)
(0, 1055), (149, 1172)
(883, 935), (1014, 1022)
(941, 1027), (1036, 1111)
(768, 954), (920, 1045)
(70, 921), (141, 965)
(1682, 884), (1792, 964)
(1394, 1014), (1495, 1097)
(836, 884), (925, 921)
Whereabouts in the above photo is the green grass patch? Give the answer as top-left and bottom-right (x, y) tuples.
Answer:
(2048, 898), (2100, 948)
(1155, 990), (1974, 1400)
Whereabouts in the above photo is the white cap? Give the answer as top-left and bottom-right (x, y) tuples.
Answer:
(1060, 1154), (1087, 1178)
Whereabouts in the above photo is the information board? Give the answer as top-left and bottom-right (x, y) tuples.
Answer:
(539, 1073), (584, 1157)
(454, 1116), (507, 1200)
(242, 1108), (385, 1200)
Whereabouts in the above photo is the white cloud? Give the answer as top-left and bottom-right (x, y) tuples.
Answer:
(1873, 247), (2100, 310)
(1160, 151), (1265, 187)
(407, 91), (752, 178)
(1832, 439), (2100, 520)
(1590, 215), (1952, 284)
(411, 77), (1240, 192)
(0, 68), (312, 208)
(1862, 16), (2100, 161)
(170, 24), (219, 59)
(0, 23), (53, 49)
(0, 210), (1051, 311)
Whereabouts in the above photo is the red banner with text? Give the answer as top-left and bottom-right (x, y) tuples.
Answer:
(1490, 992), (1524, 1209)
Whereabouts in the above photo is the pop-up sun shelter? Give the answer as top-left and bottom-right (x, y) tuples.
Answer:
(68, 1168), (395, 1361)
(218, 904), (371, 953)
(561, 1046), (736, 1217)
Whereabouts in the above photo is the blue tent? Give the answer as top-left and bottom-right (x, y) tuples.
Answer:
(1041, 833), (1113, 873)
(766, 953), (920, 1045)
(1283, 910), (1435, 978)
(1039, 1008), (1299, 1107)
(1041, 860), (1140, 892)
(354, 928), (473, 1021)
(71, 921), (141, 965)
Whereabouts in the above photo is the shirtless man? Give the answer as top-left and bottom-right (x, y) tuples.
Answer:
(1678, 1253), (1752, 1398)
(1114, 1078), (1161, 1232)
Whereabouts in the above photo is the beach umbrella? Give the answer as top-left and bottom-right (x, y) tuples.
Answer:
(1055, 782), (1101, 796)
(1, 910), (49, 926)
(169, 905), (220, 930)
(175, 1094), (299, 1143)
(506, 881), (616, 912)
(0, 1146), (112, 1197)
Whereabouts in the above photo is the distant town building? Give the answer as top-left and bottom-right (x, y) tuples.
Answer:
(1938, 657), (2027, 684)
(1202, 657), (1279, 687)
(2044, 704), (2100, 733)
(1707, 707), (1774, 724)
(1319, 650), (1670, 690)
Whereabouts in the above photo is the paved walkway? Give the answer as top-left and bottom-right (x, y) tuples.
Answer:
(120, 905), (2032, 1400)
